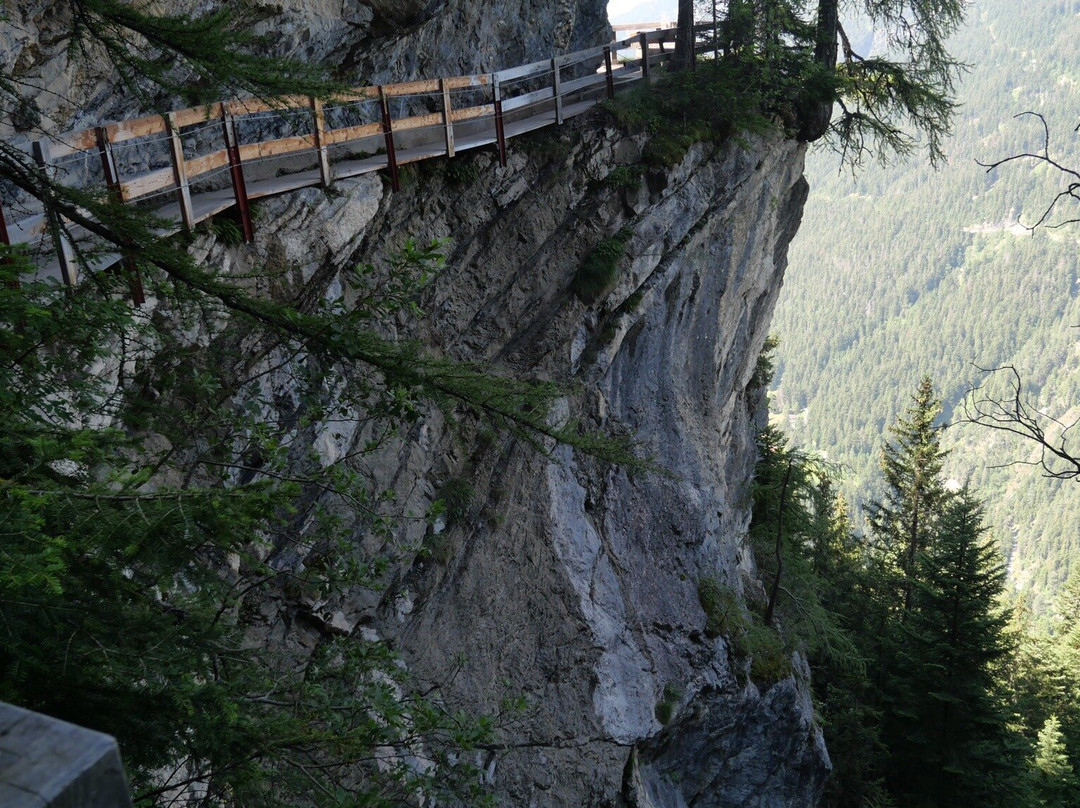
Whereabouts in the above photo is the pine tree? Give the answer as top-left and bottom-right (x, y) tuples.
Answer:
(1047, 567), (1080, 777)
(806, 486), (896, 808)
(1032, 714), (1075, 807)
(887, 488), (1026, 807)
(866, 375), (948, 615)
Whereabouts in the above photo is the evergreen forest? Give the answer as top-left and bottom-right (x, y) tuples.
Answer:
(747, 365), (1080, 806)
(766, 0), (1080, 803)
(772, 0), (1080, 620)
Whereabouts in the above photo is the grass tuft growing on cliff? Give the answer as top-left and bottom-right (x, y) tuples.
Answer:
(697, 576), (793, 684)
(571, 227), (634, 304)
(605, 61), (778, 168)
(655, 682), (684, 725)
(698, 576), (745, 639)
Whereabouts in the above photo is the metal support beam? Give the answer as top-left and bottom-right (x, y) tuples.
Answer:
(493, 74), (507, 167)
(32, 138), (77, 287)
(220, 103), (254, 243)
(379, 87), (400, 192)
(310, 97), (332, 187)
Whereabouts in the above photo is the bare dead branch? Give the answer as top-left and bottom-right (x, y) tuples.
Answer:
(976, 112), (1080, 232)
(959, 364), (1080, 480)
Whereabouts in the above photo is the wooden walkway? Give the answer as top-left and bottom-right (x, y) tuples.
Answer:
(2, 25), (684, 293)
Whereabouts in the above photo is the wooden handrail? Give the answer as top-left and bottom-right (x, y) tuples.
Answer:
(9, 24), (678, 286)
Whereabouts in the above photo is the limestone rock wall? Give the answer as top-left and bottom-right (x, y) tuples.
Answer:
(221, 115), (825, 805)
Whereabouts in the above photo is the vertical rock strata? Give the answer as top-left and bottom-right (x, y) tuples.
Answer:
(230, 118), (823, 805)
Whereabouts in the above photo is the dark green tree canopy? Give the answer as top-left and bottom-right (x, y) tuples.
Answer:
(675, 0), (966, 165)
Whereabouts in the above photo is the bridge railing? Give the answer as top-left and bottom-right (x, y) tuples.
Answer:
(2, 26), (677, 287)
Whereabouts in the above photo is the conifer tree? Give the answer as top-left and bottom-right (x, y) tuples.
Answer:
(805, 485), (895, 808)
(1047, 567), (1080, 770)
(673, 0), (966, 164)
(866, 375), (948, 615)
(1032, 714), (1075, 807)
(886, 488), (1023, 807)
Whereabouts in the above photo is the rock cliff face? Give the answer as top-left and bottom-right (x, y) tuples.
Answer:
(1, 0), (607, 136)
(219, 117), (824, 805)
(3, 1), (828, 803)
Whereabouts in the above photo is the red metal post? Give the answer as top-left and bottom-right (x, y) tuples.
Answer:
(0, 200), (10, 247)
(604, 46), (615, 99)
(221, 102), (254, 243)
(639, 32), (649, 80)
(492, 75), (507, 168)
(379, 87), (400, 192)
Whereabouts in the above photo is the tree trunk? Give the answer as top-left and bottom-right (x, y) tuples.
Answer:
(671, 0), (695, 71)
(797, 0), (839, 141)
(764, 460), (793, 628)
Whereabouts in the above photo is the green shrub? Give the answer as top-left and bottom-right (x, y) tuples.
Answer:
(436, 476), (475, 525)
(604, 61), (774, 168)
(655, 682), (684, 725)
(602, 165), (643, 190)
(571, 227), (633, 304)
(623, 289), (645, 313)
(743, 623), (791, 684)
(420, 530), (453, 565)
(697, 576), (745, 639)
(697, 576), (792, 684)
(518, 128), (574, 164)
(209, 216), (244, 245)
(749, 334), (780, 391)
(445, 157), (479, 186)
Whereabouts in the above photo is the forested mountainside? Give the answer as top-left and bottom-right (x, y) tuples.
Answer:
(771, 0), (1080, 617)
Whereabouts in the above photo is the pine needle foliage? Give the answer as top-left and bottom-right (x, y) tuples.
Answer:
(749, 426), (861, 671)
(0, 246), (502, 806)
(775, 377), (1039, 807)
(65, 0), (345, 108)
(865, 375), (948, 615)
(886, 489), (1023, 807)
(676, 0), (968, 166)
